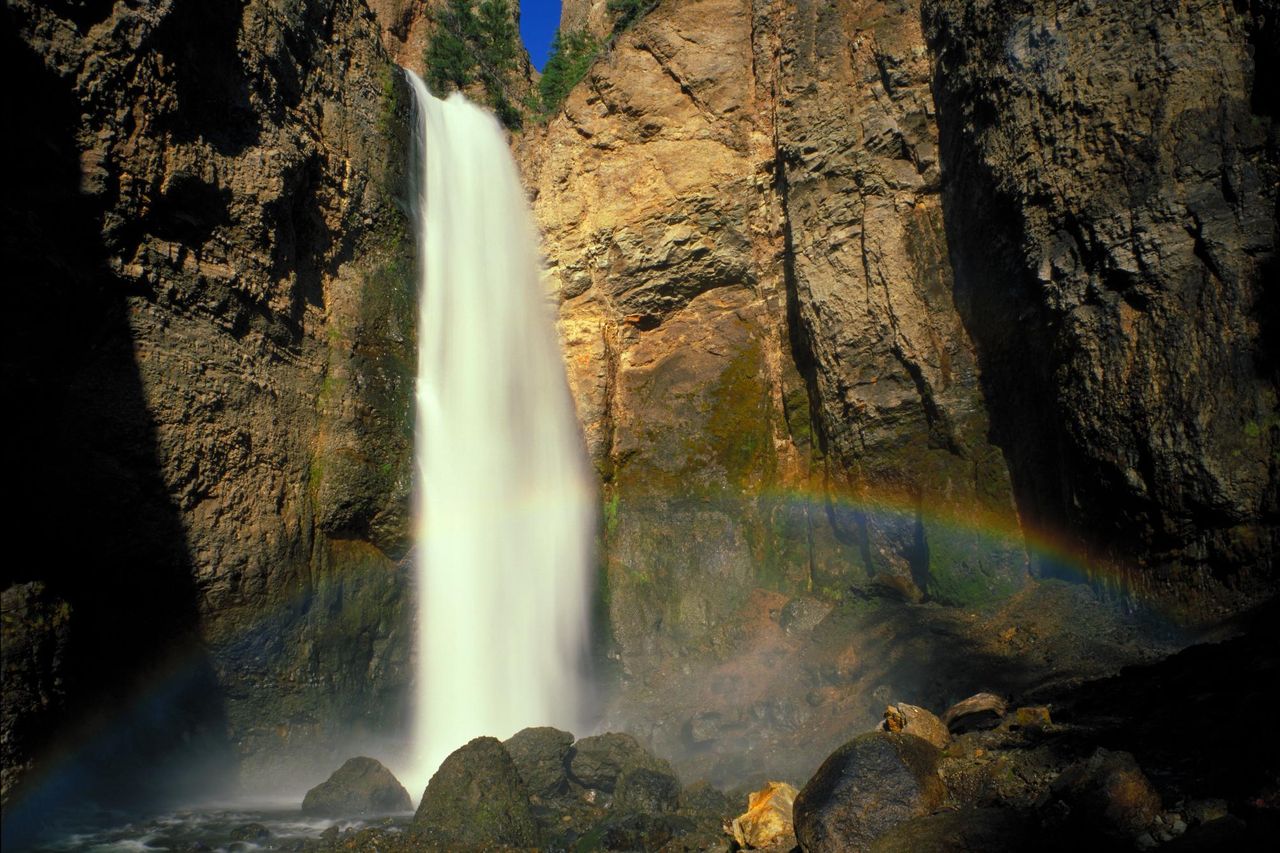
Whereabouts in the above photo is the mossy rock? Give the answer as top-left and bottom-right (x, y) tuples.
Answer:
(301, 756), (411, 816)
(414, 737), (540, 847)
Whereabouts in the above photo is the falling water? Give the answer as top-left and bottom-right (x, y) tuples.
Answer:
(403, 70), (595, 794)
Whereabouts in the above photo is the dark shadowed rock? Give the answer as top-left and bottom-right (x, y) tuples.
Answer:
(678, 781), (734, 819)
(301, 757), (411, 816)
(614, 765), (681, 814)
(413, 736), (539, 847)
(569, 732), (671, 792)
(794, 732), (945, 851)
(1040, 748), (1161, 836)
(942, 693), (1007, 733)
(503, 726), (574, 797)
(229, 822), (270, 841)
(869, 807), (1035, 852)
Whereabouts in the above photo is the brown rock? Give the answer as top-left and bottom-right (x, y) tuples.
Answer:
(794, 732), (945, 852)
(942, 693), (1008, 733)
(878, 702), (950, 749)
(728, 781), (798, 849)
(1042, 748), (1162, 836)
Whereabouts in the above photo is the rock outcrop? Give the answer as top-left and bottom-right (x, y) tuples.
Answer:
(922, 0), (1278, 609)
(518, 0), (1276, 789)
(413, 737), (541, 848)
(520, 0), (1030, 680)
(3, 0), (416, 814)
(792, 731), (945, 851)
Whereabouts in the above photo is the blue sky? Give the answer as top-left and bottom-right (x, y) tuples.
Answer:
(519, 0), (562, 71)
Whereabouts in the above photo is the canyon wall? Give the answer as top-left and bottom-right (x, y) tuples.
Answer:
(3, 0), (417, 810)
(923, 0), (1278, 607)
(2, 0), (1275, 821)
(518, 0), (1275, 775)
(521, 0), (1045, 681)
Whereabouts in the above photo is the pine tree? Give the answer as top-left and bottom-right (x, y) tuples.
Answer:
(537, 29), (599, 118)
(425, 0), (478, 94)
(476, 0), (518, 78)
(606, 0), (657, 33)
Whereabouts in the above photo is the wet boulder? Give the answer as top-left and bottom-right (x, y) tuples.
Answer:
(869, 807), (1035, 852)
(504, 726), (574, 797)
(614, 765), (681, 814)
(569, 732), (671, 792)
(793, 732), (945, 851)
(301, 757), (412, 816)
(414, 736), (540, 847)
(1040, 748), (1161, 837)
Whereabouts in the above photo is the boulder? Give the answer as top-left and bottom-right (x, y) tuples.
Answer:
(942, 693), (1007, 733)
(414, 737), (540, 847)
(504, 726), (574, 797)
(793, 732), (945, 851)
(779, 597), (833, 636)
(729, 781), (798, 849)
(569, 732), (670, 792)
(614, 765), (681, 814)
(878, 703), (950, 749)
(1040, 748), (1161, 836)
(301, 757), (412, 816)
(869, 807), (1035, 852)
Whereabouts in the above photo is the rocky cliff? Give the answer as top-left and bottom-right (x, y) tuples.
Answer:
(3, 0), (417, 816)
(923, 0), (1278, 607)
(519, 0), (1277, 762)
(3, 0), (1276, 830)
(522, 0), (1036, 680)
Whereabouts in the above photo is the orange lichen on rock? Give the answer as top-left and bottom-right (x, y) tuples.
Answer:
(727, 781), (799, 849)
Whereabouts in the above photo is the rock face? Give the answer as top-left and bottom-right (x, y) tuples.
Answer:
(3, 0), (416, 811)
(922, 0), (1279, 604)
(520, 0), (1278, 718)
(414, 736), (541, 848)
(519, 0), (1033, 692)
(302, 756), (412, 816)
(568, 732), (672, 792)
(792, 731), (945, 851)
(503, 725), (575, 797)
(366, 1), (536, 106)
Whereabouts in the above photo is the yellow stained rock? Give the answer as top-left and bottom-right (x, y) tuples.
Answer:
(727, 781), (798, 849)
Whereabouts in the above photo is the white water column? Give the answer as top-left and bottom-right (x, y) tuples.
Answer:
(403, 70), (595, 797)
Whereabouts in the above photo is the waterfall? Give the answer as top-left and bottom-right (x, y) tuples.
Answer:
(403, 70), (595, 795)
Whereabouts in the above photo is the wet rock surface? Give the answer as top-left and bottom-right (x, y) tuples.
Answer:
(569, 732), (673, 792)
(503, 725), (575, 798)
(301, 756), (412, 817)
(413, 737), (540, 848)
(793, 731), (945, 851)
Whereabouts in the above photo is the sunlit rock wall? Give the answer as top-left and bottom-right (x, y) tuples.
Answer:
(520, 0), (1277, 685)
(518, 0), (1028, 684)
